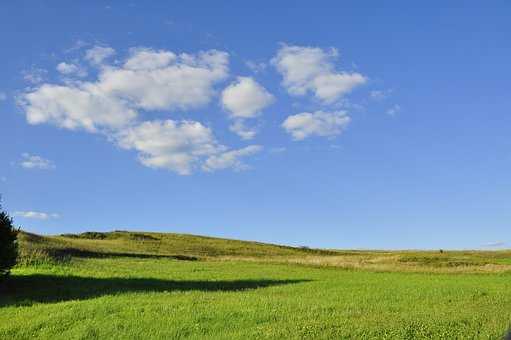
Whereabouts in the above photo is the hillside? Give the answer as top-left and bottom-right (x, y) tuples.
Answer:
(17, 230), (335, 265)
(16, 230), (511, 273)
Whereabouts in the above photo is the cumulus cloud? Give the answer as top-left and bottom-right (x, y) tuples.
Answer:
(98, 49), (229, 111)
(116, 119), (223, 175)
(18, 47), (262, 175)
(20, 83), (137, 132)
(116, 119), (261, 175)
(20, 48), (229, 133)
(221, 77), (274, 119)
(203, 145), (262, 172)
(56, 62), (87, 77)
(85, 45), (116, 65)
(221, 77), (273, 139)
(272, 45), (366, 103)
(20, 153), (55, 170)
(14, 211), (60, 220)
(124, 48), (176, 70)
(282, 110), (351, 140)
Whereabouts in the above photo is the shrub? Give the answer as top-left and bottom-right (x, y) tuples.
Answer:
(0, 204), (18, 278)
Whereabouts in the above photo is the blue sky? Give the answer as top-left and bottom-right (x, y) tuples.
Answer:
(1, 2), (510, 249)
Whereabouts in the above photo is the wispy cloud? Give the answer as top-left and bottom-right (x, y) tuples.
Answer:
(202, 145), (263, 172)
(386, 104), (401, 116)
(84, 45), (116, 65)
(483, 241), (506, 248)
(20, 153), (55, 170)
(245, 60), (267, 73)
(269, 147), (286, 154)
(22, 67), (48, 85)
(370, 89), (392, 101)
(56, 62), (87, 77)
(283, 110), (350, 141)
(14, 211), (60, 220)
(65, 40), (89, 53)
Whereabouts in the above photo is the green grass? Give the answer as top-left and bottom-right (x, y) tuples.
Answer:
(1, 231), (511, 339)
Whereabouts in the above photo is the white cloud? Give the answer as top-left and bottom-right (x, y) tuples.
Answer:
(0, 92), (6, 101)
(97, 49), (229, 111)
(221, 77), (274, 119)
(85, 45), (116, 65)
(386, 104), (401, 116)
(312, 73), (366, 103)
(124, 48), (176, 70)
(14, 211), (60, 220)
(282, 110), (351, 140)
(20, 83), (138, 132)
(20, 48), (229, 133)
(229, 120), (257, 140)
(203, 145), (262, 172)
(56, 62), (87, 77)
(117, 120), (262, 175)
(116, 119), (223, 175)
(221, 77), (273, 139)
(18, 47), (267, 175)
(116, 119), (260, 175)
(20, 153), (55, 170)
(272, 45), (366, 103)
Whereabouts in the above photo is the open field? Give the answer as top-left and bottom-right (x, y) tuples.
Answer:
(1, 231), (511, 339)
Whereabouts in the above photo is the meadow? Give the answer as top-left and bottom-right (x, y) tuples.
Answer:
(1, 231), (511, 339)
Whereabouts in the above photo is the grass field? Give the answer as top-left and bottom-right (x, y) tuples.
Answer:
(1, 231), (511, 339)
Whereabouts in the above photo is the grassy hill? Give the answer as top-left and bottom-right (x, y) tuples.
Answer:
(17, 230), (335, 264)
(17, 230), (511, 273)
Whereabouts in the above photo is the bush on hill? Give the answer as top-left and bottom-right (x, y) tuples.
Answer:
(0, 203), (18, 278)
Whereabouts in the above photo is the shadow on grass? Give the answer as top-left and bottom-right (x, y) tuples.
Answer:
(48, 248), (199, 261)
(0, 275), (308, 307)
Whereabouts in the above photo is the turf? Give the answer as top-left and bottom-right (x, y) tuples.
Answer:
(1, 231), (511, 339)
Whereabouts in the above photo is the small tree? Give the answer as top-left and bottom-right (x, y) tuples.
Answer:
(0, 202), (18, 278)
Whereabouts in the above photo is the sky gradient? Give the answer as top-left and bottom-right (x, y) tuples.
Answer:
(1, 2), (510, 249)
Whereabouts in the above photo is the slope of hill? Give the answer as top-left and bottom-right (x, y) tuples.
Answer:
(17, 230), (335, 265)
(16, 230), (511, 273)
